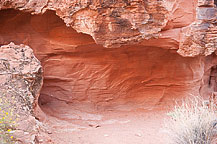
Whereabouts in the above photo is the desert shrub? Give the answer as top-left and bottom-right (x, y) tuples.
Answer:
(166, 97), (217, 144)
(0, 96), (18, 144)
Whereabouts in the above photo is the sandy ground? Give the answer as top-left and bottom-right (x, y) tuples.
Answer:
(40, 99), (173, 144)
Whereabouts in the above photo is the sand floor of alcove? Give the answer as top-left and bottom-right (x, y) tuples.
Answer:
(40, 98), (172, 144)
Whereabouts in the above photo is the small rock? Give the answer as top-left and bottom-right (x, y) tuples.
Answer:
(135, 133), (142, 137)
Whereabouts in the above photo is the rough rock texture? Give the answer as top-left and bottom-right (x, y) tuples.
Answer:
(0, 43), (51, 144)
(0, 0), (216, 143)
(0, 42), (42, 112)
(0, 0), (197, 48)
(178, 1), (217, 57)
(0, 9), (207, 111)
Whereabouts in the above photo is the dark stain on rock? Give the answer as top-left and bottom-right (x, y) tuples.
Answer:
(115, 18), (129, 27)
(99, 0), (116, 8)
(123, 0), (130, 6)
(110, 9), (121, 17)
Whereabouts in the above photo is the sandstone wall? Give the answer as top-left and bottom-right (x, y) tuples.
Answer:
(0, 0), (216, 111)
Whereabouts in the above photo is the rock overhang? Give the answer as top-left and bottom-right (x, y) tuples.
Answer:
(0, 0), (216, 109)
(1, 1), (217, 144)
(0, 0), (195, 50)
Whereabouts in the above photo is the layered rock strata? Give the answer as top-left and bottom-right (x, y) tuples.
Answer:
(0, 0), (196, 48)
(0, 0), (216, 113)
(0, 0), (216, 143)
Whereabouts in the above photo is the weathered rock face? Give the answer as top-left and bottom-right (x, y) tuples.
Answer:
(0, 0), (198, 48)
(0, 42), (42, 112)
(0, 43), (48, 143)
(178, 1), (217, 57)
(0, 0), (215, 110)
(0, 8), (206, 111)
(0, 0), (216, 143)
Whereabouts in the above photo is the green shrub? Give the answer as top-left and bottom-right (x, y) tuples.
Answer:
(166, 97), (217, 144)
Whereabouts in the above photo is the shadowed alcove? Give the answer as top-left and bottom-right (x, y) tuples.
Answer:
(0, 4), (217, 143)
(0, 9), (208, 114)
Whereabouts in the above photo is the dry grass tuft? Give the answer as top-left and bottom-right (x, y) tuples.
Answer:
(166, 97), (217, 144)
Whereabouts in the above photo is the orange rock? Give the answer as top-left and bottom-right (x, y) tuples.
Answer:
(0, 0), (216, 143)
(0, 43), (50, 144)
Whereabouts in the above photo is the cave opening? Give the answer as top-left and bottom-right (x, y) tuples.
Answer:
(1, 7), (217, 144)
(0, 9), (208, 119)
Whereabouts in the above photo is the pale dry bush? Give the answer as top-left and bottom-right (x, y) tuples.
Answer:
(166, 97), (217, 144)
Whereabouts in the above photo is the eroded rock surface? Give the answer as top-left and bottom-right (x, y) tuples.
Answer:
(0, 43), (51, 144)
(0, 0), (215, 111)
(0, 0), (197, 48)
(178, 2), (217, 57)
(0, 9), (208, 111)
(0, 0), (216, 143)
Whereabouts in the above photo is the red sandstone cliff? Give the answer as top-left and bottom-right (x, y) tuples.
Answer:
(0, 0), (216, 143)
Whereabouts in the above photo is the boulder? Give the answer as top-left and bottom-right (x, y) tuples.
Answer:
(0, 43), (50, 144)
